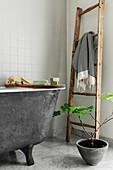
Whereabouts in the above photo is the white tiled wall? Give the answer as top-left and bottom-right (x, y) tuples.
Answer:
(0, 0), (66, 86)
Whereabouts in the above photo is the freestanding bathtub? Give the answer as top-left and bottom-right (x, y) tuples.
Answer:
(0, 86), (64, 165)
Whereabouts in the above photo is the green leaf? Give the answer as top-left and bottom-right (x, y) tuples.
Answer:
(89, 106), (93, 109)
(76, 106), (80, 109)
(77, 113), (82, 116)
(82, 119), (85, 122)
(64, 103), (68, 107)
(53, 111), (61, 117)
(101, 92), (113, 95)
(69, 106), (76, 114)
(78, 108), (86, 111)
(81, 105), (86, 108)
(100, 96), (108, 99)
(85, 108), (89, 110)
(81, 112), (86, 115)
(61, 106), (66, 111)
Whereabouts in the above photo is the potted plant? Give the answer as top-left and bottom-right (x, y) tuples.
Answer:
(53, 92), (113, 166)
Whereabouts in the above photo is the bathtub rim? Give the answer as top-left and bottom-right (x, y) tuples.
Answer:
(0, 86), (65, 93)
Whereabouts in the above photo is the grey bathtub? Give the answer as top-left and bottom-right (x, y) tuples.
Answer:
(0, 87), (64, 165)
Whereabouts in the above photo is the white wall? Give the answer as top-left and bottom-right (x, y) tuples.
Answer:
(0, 0), (67, 129)
(67, 0), (113, 139)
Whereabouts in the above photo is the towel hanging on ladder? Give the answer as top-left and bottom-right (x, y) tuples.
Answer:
(72, 31), (97, 91)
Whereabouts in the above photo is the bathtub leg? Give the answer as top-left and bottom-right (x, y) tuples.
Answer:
(20, 144), (34, 166)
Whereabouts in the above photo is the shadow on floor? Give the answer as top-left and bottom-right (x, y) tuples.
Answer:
(0, 151), (26, 166)
(42, 154), (87, 169)
(60, 155), (86, 168)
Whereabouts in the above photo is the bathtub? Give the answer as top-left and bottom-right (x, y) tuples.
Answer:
(0, 86), (64, 165)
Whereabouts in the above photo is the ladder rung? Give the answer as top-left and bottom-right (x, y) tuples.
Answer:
(79, 3), (99, 16)
(71, 121), (95, 129)
(76, 33), (98, 42)
(72, 92), (96, 96)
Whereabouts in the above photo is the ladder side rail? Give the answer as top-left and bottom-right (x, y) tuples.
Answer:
(66, 7), (82, 142)
(95, 0), (105, 139)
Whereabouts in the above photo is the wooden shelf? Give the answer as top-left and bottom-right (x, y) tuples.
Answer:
(5, 83), (65, 89)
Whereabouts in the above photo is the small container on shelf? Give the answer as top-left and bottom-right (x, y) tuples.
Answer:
(33, 80), (48, 85)
(50, 77), (59, 85)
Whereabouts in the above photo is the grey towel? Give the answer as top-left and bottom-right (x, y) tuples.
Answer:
(72, 31), (96, 90)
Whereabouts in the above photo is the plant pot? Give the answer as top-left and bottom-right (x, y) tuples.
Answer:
(76, 138), (109, 166)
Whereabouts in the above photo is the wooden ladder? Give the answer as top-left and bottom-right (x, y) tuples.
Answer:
(66, 0), (105, 142)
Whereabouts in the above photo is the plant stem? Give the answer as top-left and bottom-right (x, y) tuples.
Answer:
(92, 112), (113, 138)
(78, 116), (93, 140)
(91, 137), (94, 145)
(71, 124), (90, 140)
(88, 113), (100, 125)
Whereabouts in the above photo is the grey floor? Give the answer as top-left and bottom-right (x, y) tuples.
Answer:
(0, 133), (113, 170)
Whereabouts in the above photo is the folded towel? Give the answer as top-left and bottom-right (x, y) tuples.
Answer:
(72, 31), (97, 91)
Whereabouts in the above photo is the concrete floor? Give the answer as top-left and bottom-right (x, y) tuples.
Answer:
(0, 133), (113, 170)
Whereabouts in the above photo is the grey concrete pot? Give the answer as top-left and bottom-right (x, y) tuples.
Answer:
(76, 138), (109, 166)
